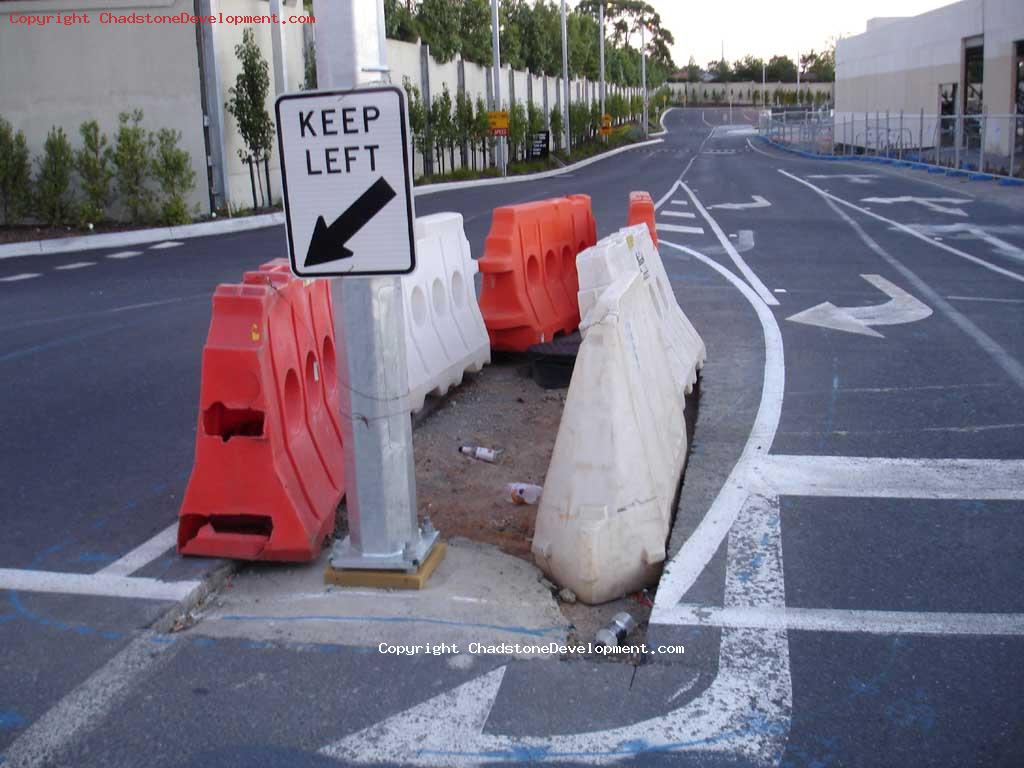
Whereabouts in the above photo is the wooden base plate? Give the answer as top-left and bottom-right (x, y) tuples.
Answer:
(323, 542), (447, 590)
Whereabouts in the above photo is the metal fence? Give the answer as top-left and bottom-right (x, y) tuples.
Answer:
(760, 109), (1024, 179)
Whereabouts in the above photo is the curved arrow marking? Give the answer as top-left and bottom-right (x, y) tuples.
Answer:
(708, 195), (771, 211)
(787, 274), (932, 338)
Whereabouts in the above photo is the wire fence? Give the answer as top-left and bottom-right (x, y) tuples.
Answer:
(760, 109), (1024, 179)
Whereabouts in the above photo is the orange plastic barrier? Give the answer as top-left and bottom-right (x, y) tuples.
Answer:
(178, 266), (344, 562)
(478, 194), (597, 351)
(626, 190), (657, 247)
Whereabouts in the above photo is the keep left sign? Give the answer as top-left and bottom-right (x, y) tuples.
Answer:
(275, 86), (416, 277)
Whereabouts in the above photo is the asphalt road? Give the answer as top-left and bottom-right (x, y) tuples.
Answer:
(1, 106), (1022, 766)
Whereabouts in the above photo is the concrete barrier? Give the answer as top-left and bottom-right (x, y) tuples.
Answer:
(532, 227), (705, 603)
(403, 212), (490, 413)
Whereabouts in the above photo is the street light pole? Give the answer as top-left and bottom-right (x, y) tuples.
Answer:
(561, 0), (570, 155)
(599, 2), (605, 125)
(490, 0), (506, 175)
(640, 19), (647, 138)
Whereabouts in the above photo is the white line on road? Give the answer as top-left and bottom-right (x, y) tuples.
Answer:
(752, 455), (1024, 500)
(789, 175), (1024, 392)
(149, 241), (183, 250)
(0, 568), (199, 602)
(653, 240), (786, 615)
(708, 195), (771, 211)
(54, 261), (96, 270)
(658, 604), (1024, 637)
(946, 295), (1024, 304)
(1, 632), (182, 768)
(661, 210), (696, 219)
(0, 273), (41, 282)
(679, 183), (780, 306)
(105, 250), (143, 259)
(668, 199), (689, 206)
(657, 223), (705, 234)
(98, 523), (178, 577)
(778, 170), (1024, 285)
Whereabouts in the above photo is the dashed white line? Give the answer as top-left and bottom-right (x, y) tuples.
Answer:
(669, 200), (689, 206)
(54, 261), (96, 270)
(0, 568), (199, 601)
(106, 250), (143, 259)
(946, 295), (1024, 304)
(149, 241), (183, 250)
(661, 210), (696, 219)
(657, 223), (705, 234)
(1, 273), (41, 282)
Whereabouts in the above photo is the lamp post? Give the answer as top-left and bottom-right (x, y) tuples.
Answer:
(490, 0), (506, 175)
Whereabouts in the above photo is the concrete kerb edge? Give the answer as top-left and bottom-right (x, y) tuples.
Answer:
(0, 212), (286, 260)
(150, 560), (237, 635)
(412, 137), (665, 196)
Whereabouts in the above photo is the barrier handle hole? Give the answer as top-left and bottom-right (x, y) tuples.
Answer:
(203, 402), (265, 442)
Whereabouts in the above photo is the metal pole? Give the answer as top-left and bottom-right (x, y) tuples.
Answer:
(641, 21), (647, 137)
(599, 2), (605, 125)
(762, 62), (766, 112)
(898, 110), (904, 159)
(1010, 115), (1017, 178)
(919, 108), (924, 162)
(979, 108), (986, 174)
(954, 98), (961, 170)
(490, 0), (506, 175)
(561, 0), (570, 155)
(885, 110), (890, 157)
(313, 0), (437, 573)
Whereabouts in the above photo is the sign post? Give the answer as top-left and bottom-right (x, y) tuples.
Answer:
(290, 0), (439, 579)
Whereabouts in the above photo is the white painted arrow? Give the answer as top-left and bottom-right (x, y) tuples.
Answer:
(806, 173), (879, 185)
(787, 274), (932, 338)
(860, 196), (971, 217)
(708, 195), (771, 211)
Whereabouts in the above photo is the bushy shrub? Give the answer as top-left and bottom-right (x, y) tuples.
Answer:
(75, 120), (112, 225)
(151, 128), (196, 226)
(35, 126), (75, 226)
(0, 117), (32, 225)
(112, 110), (153, 223)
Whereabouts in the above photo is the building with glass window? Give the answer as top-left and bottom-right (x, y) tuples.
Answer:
(835, 0), (1024, 174)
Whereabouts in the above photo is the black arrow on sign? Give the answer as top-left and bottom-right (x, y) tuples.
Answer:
(305, 177), (397, 268)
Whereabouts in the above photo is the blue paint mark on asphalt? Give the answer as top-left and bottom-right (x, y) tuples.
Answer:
(0, 711), (26, 730)
(0, 323), (129, 365)
(76, 552), (117, 564)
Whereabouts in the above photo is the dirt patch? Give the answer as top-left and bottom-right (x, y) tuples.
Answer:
(412, 358), (564, 559)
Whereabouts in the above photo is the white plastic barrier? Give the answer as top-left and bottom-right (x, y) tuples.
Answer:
(403, 213), (490, 413)
(532, 226), (705, 604)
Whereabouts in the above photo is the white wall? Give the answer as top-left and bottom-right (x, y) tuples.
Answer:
(0, 0), (209, 220)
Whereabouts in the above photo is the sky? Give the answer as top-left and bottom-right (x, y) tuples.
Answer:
(614, 0), (958, 69)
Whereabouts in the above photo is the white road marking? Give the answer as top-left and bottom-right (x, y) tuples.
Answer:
(779, 170), (1024, 285)
(661, 210), (696, 219)
(946, 295), (1024, 304)
(149, 241), (183, 250)
(860, 196), (970, 217)
(787, 173), (1024, 391)
(1, 632), (181, 767)
(736, 230), (755, 253)
(54, 261), (96, 270)
(708, 195), (771, 211)
(657, 223), (705, 234)
(658, 605), (1024, 637)
(773, 288), (787, 293)
(786, 274), (932, 338)
(679, 183), (780, 306)
(98, 523), (178, 577)
(905, 223), (1024, 263)
(653, 240), (787, 614)
(751, 455), (1024, 500)
(320, 496), (792, 766)
(0, 568), (199, 602)
(1, 273), (41, 282)
(105, 250), (143, 259)
(805, 173), (880, 185)
(668, 200), (689, 206)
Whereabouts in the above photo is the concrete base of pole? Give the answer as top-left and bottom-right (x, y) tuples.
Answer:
(325, 541), (447, 588)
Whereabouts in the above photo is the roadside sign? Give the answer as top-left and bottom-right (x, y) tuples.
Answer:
(600, 114), (613, 137)
(275, 86), (416, 277)
(600, 126), (612, 136)
(527, 130), (550, 160)
(488, 110), (509, 137)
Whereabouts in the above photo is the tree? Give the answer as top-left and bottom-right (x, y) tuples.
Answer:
(549, 104), (564, 152)
(112, 110), (153, 224)
(472, 94), (491, 168)
(454, 88), (475, 166)
(765, 55), (797, 83)
(225, 27), (275, 205)
(403, 77), (429, 172)
(685, 55), (702, 83)
(460, 0), (492, 64)
(35, 126), (75, 226)
(415, 0), (460, 62)
(430, 83), (455, 173)
(301, 42), (317, 90)
(0, 117), (33, 225)
(75, 120), (113, 225)
(732, 55), (764, 82)
(384, 0), (419, 42)
(151, 128), (196, 226)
